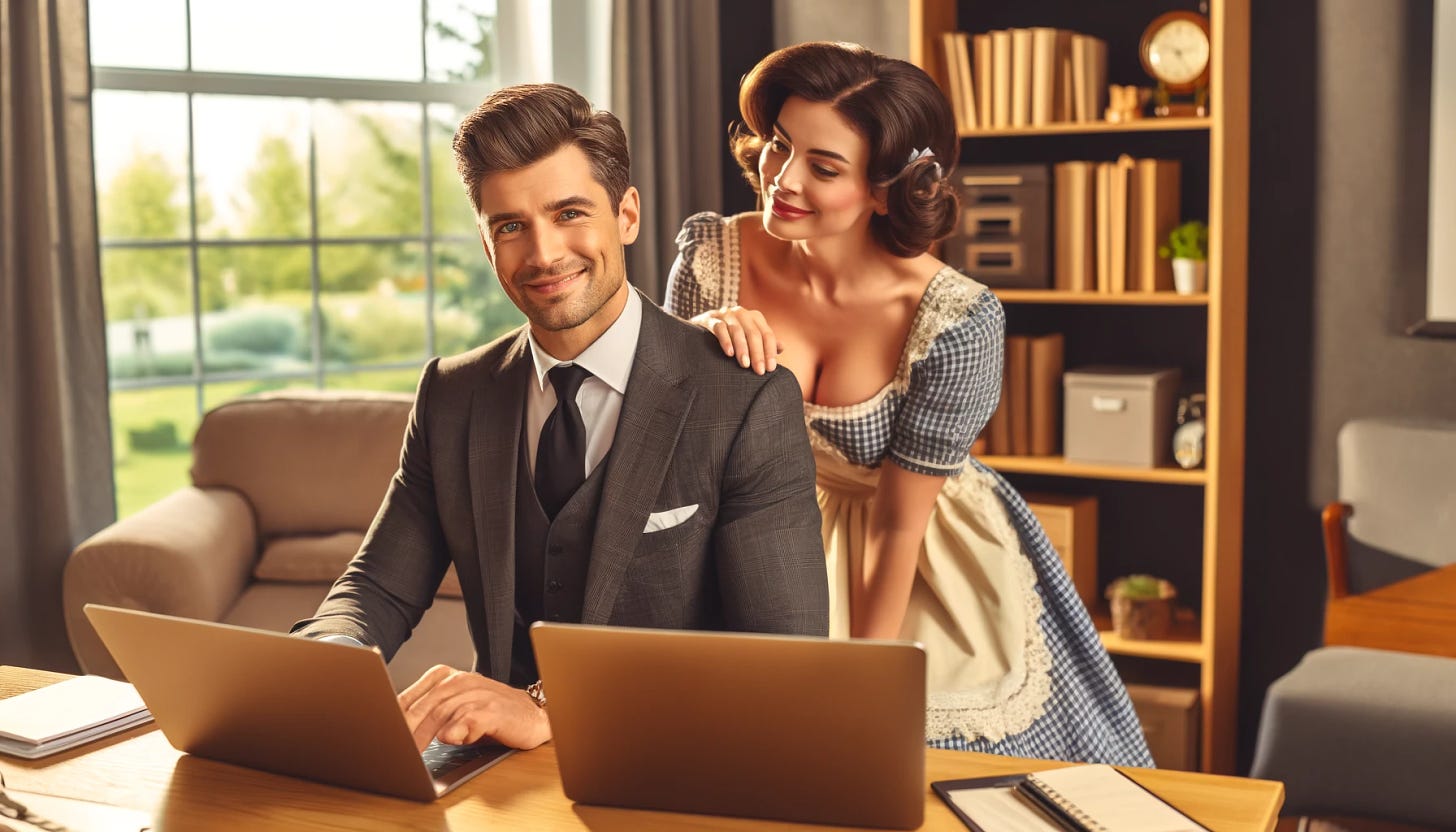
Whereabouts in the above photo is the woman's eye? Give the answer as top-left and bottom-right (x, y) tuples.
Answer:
(813, 166), (839, 178)
(769, 137), (789, 153)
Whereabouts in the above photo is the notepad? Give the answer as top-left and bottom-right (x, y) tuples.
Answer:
(0, 675), (152, 759)
(933, 764), (1210, 832)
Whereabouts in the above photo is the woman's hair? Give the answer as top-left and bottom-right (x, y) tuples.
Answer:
(453, 83), (630, 216)
(732, 41), (959, 257)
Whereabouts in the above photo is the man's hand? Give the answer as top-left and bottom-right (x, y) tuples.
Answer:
(691, 306), (782, 375)
(398, 665), (551, 751)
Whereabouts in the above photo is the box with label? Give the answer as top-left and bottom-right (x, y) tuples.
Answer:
(942, 164), (1049, 289)
(1125, 684), (1200, 771)
(1023, 493), (1098, 611)
(1063, 366), (1181, 467)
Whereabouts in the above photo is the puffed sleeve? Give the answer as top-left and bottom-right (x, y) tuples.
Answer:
(888, 287), (1006, 476)
(664, 211), (729, 320)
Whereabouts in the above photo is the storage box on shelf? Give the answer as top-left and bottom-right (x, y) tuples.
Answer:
(910, 0), (1248, 774)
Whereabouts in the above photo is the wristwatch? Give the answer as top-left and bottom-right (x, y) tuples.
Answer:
(525, 680), (547, 709)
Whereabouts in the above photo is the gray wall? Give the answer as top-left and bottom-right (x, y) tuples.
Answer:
(773, 0), (908, 57)
(1240, 0), (1456, 770)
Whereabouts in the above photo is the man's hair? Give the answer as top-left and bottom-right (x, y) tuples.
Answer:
(453, 83), (631, 216)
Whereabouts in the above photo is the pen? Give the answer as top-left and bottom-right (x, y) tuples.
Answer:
(1011, 780), (1086, 832)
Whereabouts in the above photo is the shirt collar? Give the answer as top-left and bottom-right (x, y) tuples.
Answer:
(525, 287), (641, 396)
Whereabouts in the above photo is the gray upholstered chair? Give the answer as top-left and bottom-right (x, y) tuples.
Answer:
(1251, 418), (1456, 829)
(63, 391), (474, 691)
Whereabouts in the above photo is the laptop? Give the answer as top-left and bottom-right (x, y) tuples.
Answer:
(83, 604), (514, 801)
(530, 622), (927, 829)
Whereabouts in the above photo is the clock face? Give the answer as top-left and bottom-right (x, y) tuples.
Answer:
(1148, 19), (1210, 86)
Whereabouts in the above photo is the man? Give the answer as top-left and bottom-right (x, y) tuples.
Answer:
(292, 84), (827, 752)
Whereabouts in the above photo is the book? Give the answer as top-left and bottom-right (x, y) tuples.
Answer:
(933, 764), (1211, 832)
(1011, 28), (1033, 127)
(954, 32), (978, 131)
(973, 34), (993, 128)
(1005, 335), (1031, 455)
(1128, 158), (1182, 292)
(0, 675), (152, 759)
(1053, 161), (1095, 291)
(1094, 161), (1112, 292)
(991, 30), (1012, 128)
(941, 32), (971, 133)
(1109, 154), (1136, 294)
(1028, 333), (1065, 456)
(1030, 27), (1058, 126)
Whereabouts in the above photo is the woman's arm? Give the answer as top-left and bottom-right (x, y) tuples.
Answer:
(853, 459), (947, 639)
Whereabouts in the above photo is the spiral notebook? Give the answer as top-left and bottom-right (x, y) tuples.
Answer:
(932, 764), (1210, 832)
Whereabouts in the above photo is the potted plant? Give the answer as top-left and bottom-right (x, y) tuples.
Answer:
(1105, 574), (1177, 640)
(1157, 220), (1208, 295)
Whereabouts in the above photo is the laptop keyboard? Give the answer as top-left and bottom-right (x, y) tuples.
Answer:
(421, 739), (510, 780)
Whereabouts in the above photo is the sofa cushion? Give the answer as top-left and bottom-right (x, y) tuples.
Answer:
(254, 532), (463, 598)
(191, 390), (413, 538)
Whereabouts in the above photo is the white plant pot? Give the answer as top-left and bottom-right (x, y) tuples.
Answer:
(1172, 258), (1207, 295)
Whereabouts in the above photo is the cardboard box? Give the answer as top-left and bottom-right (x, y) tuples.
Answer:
(1023, 493), (1097, 610)
(1126, 684), (1200, 771)
(1063, 366), (1181, 467)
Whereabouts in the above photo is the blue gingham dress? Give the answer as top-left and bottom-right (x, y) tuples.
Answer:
(667, 212), (1152, 766)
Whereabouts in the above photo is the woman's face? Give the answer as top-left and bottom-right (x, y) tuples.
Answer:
(758, 95), (882, 243)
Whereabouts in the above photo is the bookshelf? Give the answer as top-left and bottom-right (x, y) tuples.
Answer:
(911, 0), (1249, 773)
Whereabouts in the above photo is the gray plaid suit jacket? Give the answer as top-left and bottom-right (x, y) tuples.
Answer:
(293, 291), (829, 682)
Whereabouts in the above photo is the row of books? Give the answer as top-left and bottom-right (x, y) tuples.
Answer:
(1054, 156), (1182, 293)
(939, 28), (1109, 132)
(971, 333), (1064, 457)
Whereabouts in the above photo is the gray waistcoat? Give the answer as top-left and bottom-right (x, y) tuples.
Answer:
(510, 431), (608, 686)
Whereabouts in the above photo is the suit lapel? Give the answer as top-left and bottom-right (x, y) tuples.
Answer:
(468, 331), (531, 681)
(581, 300), (696, 624)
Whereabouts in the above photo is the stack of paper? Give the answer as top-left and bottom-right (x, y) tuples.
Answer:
(0, 675), (152, 759)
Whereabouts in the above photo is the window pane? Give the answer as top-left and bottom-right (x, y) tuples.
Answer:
(190, 0), (423, 81)
(427, 0), (498, 83)
(103, 247), (195, 383)
(89, 0), (187, 70)
(195, 96), (311, 240)
(429, 104), (478, 236)
(320, 243), (427, 368)
(198, 246), (314, 376)
(94, 92), (190, 241)
(325, 367), (424, 393)
(110, 385), (199, 519)
(432, 242), (521, 356)
(316, 101), (424, 237)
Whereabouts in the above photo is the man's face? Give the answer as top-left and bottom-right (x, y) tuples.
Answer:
(476, 144), (640, 346)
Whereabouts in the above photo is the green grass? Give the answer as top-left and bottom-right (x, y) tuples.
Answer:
(110, 368), (425, 518)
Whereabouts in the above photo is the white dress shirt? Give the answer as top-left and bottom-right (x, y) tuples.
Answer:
(523, 288), (642, 480)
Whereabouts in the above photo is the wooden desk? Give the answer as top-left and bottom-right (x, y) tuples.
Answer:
(1325, 563), (1456, 658)
(0, 667), (1283, 831)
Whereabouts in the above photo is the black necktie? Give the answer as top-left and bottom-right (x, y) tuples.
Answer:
(535, 363), (593, 518)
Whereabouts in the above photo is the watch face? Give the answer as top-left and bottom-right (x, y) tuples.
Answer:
(1148, 19), (1210, 85)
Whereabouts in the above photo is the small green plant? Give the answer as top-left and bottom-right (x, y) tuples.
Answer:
(1157, 220), (1208, 261)
(1108, 574), (1171, 600)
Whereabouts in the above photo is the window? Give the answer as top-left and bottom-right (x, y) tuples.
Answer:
(92, 0), (611, 516)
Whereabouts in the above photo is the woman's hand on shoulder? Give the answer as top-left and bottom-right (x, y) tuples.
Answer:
(691, 306), (781, 375)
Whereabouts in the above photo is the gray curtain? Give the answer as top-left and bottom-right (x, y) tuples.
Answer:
(0, 0), (113, 671)
(612, 0), (724, 303)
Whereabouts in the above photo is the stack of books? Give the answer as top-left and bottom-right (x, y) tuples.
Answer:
(940, 27), (1109, 132)
(0, 675), (152, 759)
(977, 333), (1064, 457)
(1054, 156), (1183, 294)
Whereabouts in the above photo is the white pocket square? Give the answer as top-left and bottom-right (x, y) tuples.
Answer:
(643, 504), (699, 533)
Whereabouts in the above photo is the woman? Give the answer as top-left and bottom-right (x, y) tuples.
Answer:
(665, 41), (1151, 765)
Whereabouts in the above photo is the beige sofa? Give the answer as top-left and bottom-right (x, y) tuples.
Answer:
(63, 391), (473, 690)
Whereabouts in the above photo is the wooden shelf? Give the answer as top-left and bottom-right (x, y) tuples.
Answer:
(992, 290), (1209, 306)
(960, 117), (1211, 138)
(979, 455), (1207, 485)
(1093, 609), (1206, 663)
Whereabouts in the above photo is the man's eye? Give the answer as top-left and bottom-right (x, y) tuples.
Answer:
(560, 209), (583, 220)
(497, 221), (521, 235)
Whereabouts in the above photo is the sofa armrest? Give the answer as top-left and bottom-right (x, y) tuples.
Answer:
(63, 486), (259, 678)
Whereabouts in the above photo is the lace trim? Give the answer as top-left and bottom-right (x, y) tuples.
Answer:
(923, 467), (1054, 743)
(904, 270), (988, 369)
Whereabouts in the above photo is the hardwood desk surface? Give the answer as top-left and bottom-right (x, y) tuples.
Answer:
(1326, 562), (1456, 658)
(0, 666), (1283, 831)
